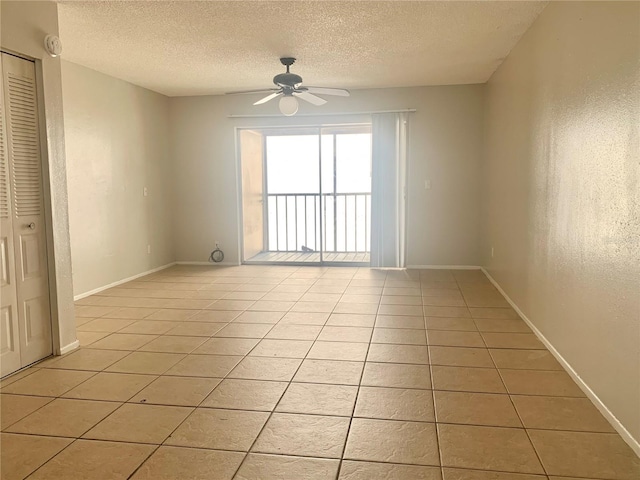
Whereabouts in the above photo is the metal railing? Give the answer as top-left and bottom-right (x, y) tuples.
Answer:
(266, 193), (371, 253)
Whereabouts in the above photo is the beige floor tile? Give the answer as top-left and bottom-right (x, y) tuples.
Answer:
(367, 344), (430, 364)
(490, 349), (562, 370)
(88, 333), (158, 351)
(250, 339), (313, 358)
(28, 439), (154, 480)
(0, 433), (72, 480)
(261, 292), (303, 302)
(442, 469), (545, 480)
(333, 303), (378, 315)
(42, 348), (129, 371)
(355, 386), (434, 422)
(166, 407), (269, 450)
(0, 367), (39, 388)
(361, 362), (431, 389)
(481, 332), (544, 349)
(279, 311), (329, 325)
(301, 293), (343, 303)
(422, 296), (466, 307)
(165, 321), (226, 336)
(375, 315), (424, 329)
(528, 430), (640, 479)
(207, 299), (254, 310)
(293, 359), (364, 385)
(318, 326), (373, 343)
(236, 454), (340, 480)
(201, 379), (288, 411)
(253, 412), (350, 458)
(327, 314), (376, 327)
(189, 310), (240, 322)
(427, 331), (485, 348)
(372, 328), (427, 345)
(339, 460), (441, 479)
(500, 369), (584, 397)
(6, 397), (119, 437)
(381, 295), (423, 305)
(62, 372), (156, 401)
(248, 300), (295, 311)
(214, 322), (273, 338)
(84, 403), (192, 444)
(290, 301), (338, 313)
(308, 341), (369, 361)
(426, 317), (477, 332)
(512, 396), (615, 432)
(434, 391), (521, 427)
(77, 331), (111, 346)
(193, 337), (259, 355)
(131, 446), (244, 480)
(431, 366), (506, 393)
(229, 356), (302, 381)
(224, 291), (266, 301)
(2, 369), (95, 397)
(378, 304), (423, 316)
(164, 354), (242, 377)
(266, 324), (322, 340)
(147, 309), (199, 321)
(438, 424), (543, 474)
(469, 307), (519, 319)
(1, 394), (54, 430)
(340, 294), (380, 305)
(429, 346), (494, 367)
(76, 305), (118, 317)
(234, 311), (285, 323)
(277, 383), (358, 416)
(382, 287), (421, 296)
(344, 418), (439, 466)
(130, 376), (220, 406)
(119, 320), (179, 335)
(77, 318), (136, 332)
(106, 352), (185, 375)
(138, 335), (207, 353)
(106, 307), (159, 319)
(474, 318), (531, 333)
(423, 306), (471, 318)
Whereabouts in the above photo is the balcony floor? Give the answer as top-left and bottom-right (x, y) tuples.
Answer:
(247, 251), (370, 265)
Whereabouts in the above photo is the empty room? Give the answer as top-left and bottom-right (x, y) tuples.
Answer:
(0, 1), (639, 479)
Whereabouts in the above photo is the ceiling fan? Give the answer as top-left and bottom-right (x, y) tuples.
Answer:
(226, 57), (350, 116)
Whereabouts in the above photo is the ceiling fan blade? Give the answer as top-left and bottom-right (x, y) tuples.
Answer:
(226, 88), (280, 96)
(253, 92), (282, 105)
(304, 86), (350, 97)
(294, 91), (327, 106)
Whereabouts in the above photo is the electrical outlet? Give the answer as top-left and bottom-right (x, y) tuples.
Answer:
(147, 245), (151, 254)
(491, 247), (494, 258)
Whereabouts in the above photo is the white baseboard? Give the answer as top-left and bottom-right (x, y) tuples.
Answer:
(73, 262), (176, 301)
(480, 267), (640, 457)
(407, 265), (481, 270)
(175, 261), (240, 267)
(58, 339), (80, 355)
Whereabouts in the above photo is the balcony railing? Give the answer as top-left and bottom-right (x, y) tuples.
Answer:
(266, 193), (371, 253)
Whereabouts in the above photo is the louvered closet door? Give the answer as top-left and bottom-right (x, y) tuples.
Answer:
(1, 53), (52, 372)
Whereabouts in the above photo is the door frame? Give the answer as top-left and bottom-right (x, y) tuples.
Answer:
(1, 49), (65, 369)
(235, 122), (372, 267)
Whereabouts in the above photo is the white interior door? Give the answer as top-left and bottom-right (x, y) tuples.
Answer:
(0, 53), (52, 375)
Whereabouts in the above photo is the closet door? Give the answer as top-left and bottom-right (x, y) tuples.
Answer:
(1, 53), (52, 371)
(0, 60), (21, 376)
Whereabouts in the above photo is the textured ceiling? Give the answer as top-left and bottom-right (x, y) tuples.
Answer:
(57, 1), (546, 97)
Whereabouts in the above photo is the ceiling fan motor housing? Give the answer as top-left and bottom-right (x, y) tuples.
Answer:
(273, 72), (303, 89)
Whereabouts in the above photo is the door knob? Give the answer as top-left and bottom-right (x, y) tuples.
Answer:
(27, 222), (35, 230)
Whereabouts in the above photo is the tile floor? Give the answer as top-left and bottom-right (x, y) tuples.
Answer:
(1, 265), (639, 479)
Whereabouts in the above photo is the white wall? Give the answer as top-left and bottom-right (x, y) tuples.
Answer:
(170, 85), (484, 266)
(0, 1), (77, 353)
(62, 61), (174, 296)
(482, 1), (640, 445)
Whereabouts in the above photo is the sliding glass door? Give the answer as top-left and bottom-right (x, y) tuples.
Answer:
(239, 125), (372, 265)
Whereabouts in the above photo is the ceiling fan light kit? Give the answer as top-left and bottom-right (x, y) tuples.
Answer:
(226, 57), (350, 116)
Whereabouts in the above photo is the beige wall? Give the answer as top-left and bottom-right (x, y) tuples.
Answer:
(1, 1), (77, 353)
(62, 61), (174, 296)
(170, 85), (484, 266)
(482, 1), (640, 444)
